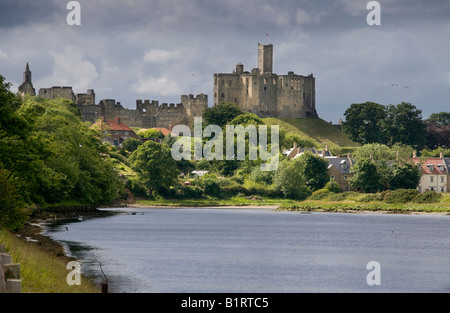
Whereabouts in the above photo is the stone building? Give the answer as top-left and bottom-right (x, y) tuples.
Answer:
(413, 153), (449, 193)
(91, 117), (140, 147)
(213, 43), (318, 118)
(20, 63), (208, 129)
(17, 63), (36, 96)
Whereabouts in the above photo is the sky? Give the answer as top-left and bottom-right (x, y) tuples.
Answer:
(1, 0), (449, 122)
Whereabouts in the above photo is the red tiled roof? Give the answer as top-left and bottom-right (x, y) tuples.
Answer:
(92, 117), (135, 132)
(412, 157), (447, 174)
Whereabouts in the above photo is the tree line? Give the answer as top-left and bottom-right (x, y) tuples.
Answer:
(0, 75), (123, 230)
(342, 101), (450, 150)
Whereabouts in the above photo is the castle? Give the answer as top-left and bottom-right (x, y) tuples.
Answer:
(17, 43), (318, 127)
(214, 43), (318, 118)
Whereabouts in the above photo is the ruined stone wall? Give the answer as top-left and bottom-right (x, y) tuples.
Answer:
(76, 89), (95, 106)
(38, 87), (75, 102)
(181, 94), (208, 126)
(276, 73), (317, 118)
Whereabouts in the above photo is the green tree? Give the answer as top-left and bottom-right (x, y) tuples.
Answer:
(385, 102), (427, 148)
(389, 163), (421, 190)
(138, 128), (165, 139)
(342, 102), (388, 144)
(129, 141), (179, 195)
(121, 137), (143, 152)
(324, 179), (341, 193)
(429, 112), (450, 126)
(296, 152), (329, 191)
(350, 158), (383, 193)
(274, 159), (310, 199)
(202, 101), (243, 127)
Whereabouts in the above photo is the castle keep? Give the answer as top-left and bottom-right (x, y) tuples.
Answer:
(214, 44), (318, 118)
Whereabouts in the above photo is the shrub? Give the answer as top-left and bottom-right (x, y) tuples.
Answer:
(413, 191), (442, 204)
(360, 194), (383, 202)
(327, 193), (348, 202)
(308, 189), (332, 200)
(126, 177), (147, 198)
(383, 189), (420, 204)
(324, 180), (341, 193)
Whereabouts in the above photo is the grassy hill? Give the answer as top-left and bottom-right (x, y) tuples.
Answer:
(263, 118), (359, 153)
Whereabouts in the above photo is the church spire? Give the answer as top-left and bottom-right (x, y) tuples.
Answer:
(18, 62), (36, 96)
(24, 62), (32, 83)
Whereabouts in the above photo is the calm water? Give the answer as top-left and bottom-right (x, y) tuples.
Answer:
(45, 208), (450, 293)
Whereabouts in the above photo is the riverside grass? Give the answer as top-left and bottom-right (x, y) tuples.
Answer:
(0, 229), (100, 293)
(277, 193), (450, 214)
(135, 193), (450, 214)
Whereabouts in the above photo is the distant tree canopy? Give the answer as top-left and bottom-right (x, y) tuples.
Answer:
(342, 102), (427, 148)
(429, 112), (450, 126)
(202, 102), (243, 127)
(138, 128), (165, 139)
(0, 75), (123, 230)
(129, 140), (179, 196)
(342, 102), (387, 145)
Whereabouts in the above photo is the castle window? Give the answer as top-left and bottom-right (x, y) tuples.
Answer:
(221, 93), (225, 98)
(273, 78), (276, 85)
(264, 78), (267, 85)
(264, 86), (267, 91)
(303, 92), (306, 99)
(221, 80), (224, 86)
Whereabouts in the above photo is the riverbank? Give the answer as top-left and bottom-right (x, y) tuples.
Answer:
(0, 209), (116, 293)
(126, 195), (450, 216)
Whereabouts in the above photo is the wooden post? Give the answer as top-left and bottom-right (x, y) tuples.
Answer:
(4, 264), (20, 280)
(0, 252), (21, 293)
(0, 253), (12, 267)
(6, 279), (21, 293)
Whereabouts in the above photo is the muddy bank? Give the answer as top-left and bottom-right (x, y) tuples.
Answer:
(16, 209), (117, 263)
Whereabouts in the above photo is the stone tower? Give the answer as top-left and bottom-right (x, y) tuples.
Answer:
(18, 63), (36, 96)
(213, 43), (318, 119)
(258, 44), (273, 74)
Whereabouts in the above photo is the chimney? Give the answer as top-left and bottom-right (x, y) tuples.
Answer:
(116, 117), (121, 124)
(440, 151), (444, 160)
(293, 142), (297, 149)
(413, 150), (417, 158)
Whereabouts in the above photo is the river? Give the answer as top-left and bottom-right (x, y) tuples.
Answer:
(45, 208), (450, 293)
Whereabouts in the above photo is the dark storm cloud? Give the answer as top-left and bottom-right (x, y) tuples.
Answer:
(0, 0), (64, 28)
(1, 0), (449, 122)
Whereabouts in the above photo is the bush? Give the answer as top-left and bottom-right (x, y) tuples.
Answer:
(413, 191), (442, 204)
(308, 189), (332, 200)
(360, 193), (383, 202)
(383, 189), (420, 204)
(178, 185), (204, 199)
(324, 180), (341, 193)
(125, 177), (148, 198)
(327, 193), (348, 202)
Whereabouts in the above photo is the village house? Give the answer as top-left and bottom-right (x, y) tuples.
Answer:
(412, 152), (449, 193)
(325, 156), (355, 192)
(91, 117), (140, 147)
(283, 143), (332, 160)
